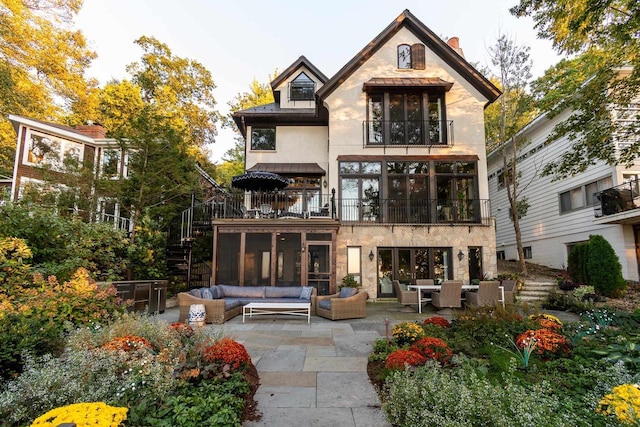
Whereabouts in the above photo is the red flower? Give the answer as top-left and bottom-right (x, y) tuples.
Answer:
(516, 329), (570, 356)
(385, 349), (427, 370)
(203, 338), (251, 371)
(169, 322), (194, 337)
(423, 316), (451, 328)
(410, 337), (452, 364)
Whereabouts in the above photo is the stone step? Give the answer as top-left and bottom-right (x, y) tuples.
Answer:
(515, 280), (557, 305)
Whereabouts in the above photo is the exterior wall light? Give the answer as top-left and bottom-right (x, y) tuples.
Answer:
(457, 250), (465, 261)
(369, 250), (375, 261)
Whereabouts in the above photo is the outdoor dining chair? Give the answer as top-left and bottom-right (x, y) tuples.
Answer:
(392, 279), (418, 312)
(432, 280), (463, 309)
(465, 280), (500, 308)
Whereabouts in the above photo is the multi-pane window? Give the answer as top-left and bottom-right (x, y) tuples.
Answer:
(435, 161), (477, 222)
(340, 162), (381, 222)
(560, 176), (612, 213)
(250, 128), (276, 151)
(101, 149), (120, 178)
(289, 72), (315, 100)
(366, 91), (446, 146)
(523, 246), (532, 259)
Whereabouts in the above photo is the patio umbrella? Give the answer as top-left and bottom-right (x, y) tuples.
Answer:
(231, 171), (290, 192)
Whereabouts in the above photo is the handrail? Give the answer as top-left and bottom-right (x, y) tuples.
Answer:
(362, 119), (453, 147)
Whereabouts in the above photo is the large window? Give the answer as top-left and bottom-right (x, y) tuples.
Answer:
(377, 247), (452, 297)
(366, 91), (447, 146)
(101, 149), (121, 178)
(289, 72), (315, 100)
(250, 128), (276, 151)
(24, 130), (84, 171)
(339, 159), (479, 224)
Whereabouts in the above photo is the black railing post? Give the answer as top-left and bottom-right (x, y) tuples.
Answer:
(331, 188), (336, 219)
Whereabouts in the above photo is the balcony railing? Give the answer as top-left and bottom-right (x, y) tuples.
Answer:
(338, 198), (491, 225)
(594, 179), (640, 217)
(363, 120), (453, 147)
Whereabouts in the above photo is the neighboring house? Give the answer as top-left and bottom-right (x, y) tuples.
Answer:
(205, 9), (500, 298)
(7, 115), (220, 232)
(487, 76), (640, 281)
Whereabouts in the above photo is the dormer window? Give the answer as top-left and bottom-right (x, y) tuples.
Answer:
(397, 44), (426, 70)
(289, 72), (315, 100)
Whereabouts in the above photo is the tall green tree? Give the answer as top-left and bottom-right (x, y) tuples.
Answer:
(485, 35), (537, 275)
(0, 0), (96, 176)
(216, 72), (278, 188)
(511, 0), (639, 178)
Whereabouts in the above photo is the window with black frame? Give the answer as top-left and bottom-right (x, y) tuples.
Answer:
(289, 72), (315, 101)
(366, 91), (446, 146)
(250, 128), (276, 151)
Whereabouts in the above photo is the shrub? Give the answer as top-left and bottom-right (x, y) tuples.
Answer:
(384, 349), (426, 370)
(410, 337), (452, 364)
(391, 322), (425, 345)
(382, 361), (572, 426)
(568, 242), (589, 284)
(587, 234), (626, 297)
(517, 329), (570, 358)
(203, 338), (251, 371)
(530, 313), (563, 331)
(423, 316), (450, 328)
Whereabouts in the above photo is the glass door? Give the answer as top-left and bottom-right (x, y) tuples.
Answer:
(307, 243), (331, 295)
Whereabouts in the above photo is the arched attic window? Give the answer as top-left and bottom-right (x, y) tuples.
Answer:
(397, 44), (425, 70)
(289, 72), (315, 100)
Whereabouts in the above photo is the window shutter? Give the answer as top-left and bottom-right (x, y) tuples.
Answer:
(411, 44), (425, 70)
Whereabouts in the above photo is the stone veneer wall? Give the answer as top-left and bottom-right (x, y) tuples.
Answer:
(336, 224), (497, 299)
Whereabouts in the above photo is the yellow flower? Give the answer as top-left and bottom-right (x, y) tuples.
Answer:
(597, 384), (640, 424)
(30, 402), (127, 427)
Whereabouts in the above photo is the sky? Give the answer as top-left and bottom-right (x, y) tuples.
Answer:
(75, 0), (563, 163)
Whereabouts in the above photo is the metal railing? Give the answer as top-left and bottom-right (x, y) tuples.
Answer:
(363, 120), (453, 147)
(338, 198), (491, 225)
(594, 179), (640, 217)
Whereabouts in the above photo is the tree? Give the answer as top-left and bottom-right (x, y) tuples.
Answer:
(485, 35), (537, 275)
(215, 72), (279, 188)
(511, 1), (639, 178)
(0, 0), (97, 176)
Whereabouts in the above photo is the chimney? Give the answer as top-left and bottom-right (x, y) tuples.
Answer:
(447, 37), (465, 58)
(75, 120), (106, 139)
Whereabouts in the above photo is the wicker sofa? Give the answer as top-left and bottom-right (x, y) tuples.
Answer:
(177, 284), (316, 324)
(313, 288), (368, 320)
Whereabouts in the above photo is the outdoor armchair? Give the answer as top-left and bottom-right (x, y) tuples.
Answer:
(432, 280), (463, 309)
(501, 280), (517, 305)
(392, 279), (418, 311)
(313, 289), (368, 320)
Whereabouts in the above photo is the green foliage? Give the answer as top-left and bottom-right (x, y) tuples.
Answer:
(0, 237), (32, 290)
(340, 274), (359, 289)
(451, 308), (529, 356)
(568, 242), (589, 284)
(587, 234), (626, 297)
(382, 361), (571, 427)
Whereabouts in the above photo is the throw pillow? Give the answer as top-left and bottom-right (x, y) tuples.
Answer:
(339, 287), (357, 298)
(189, 288), (202, 298)
(209, 285), (220, 299)
(317, 299), (332, 310)
(201, 288), (213, 300)
(300, 286), (313, 300)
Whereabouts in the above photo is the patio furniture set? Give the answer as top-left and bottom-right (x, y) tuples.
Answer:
(177, 284), (368, 324)
(394, 279), (517, 313)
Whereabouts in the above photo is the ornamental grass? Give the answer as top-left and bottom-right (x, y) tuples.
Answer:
(385, 349), (427, 370)
(30, 402), (127, 427)
(203, 338), (251, 371)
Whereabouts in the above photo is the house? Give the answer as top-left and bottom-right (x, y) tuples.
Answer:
(7, 115), (220, 232)
(487, 75), (640, 281)
(203, 9), (501, 298)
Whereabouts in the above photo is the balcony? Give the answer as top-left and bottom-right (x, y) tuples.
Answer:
(363, 120), (453, 147)
(594, 179), (640, 225)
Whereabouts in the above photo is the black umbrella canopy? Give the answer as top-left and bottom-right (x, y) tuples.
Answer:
(231, 171), (290, 191)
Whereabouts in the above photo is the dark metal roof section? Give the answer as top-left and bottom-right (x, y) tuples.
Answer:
(270, 55), (329, 92)
(362, 77), (454, 91)
(247, 163), (326, 175)
(232, 103), (328, 138)
(316, 9), (501, 106)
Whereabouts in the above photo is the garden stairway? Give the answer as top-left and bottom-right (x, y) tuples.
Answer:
(516, 280), (558, 306)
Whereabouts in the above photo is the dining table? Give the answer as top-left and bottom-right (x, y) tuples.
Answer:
(407, 283), (505, 313)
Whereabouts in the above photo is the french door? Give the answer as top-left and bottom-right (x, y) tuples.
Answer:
(377, 247), (452, 297)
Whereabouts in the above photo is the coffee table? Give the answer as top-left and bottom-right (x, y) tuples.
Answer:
(242, 302), (311, 323)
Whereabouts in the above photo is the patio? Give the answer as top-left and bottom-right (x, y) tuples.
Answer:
(159, 302), (579, 427)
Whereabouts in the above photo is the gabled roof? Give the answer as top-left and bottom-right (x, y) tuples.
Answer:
(270, 55), (329, 92)
(8, 114), (96, 143)
(316, 9), (501, 105)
